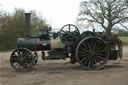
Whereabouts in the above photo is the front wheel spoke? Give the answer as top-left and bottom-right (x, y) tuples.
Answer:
(23, 63), (30, 68)
(24, 59), (32, 63)
(11, 57), (18, 61)
(13, 63), (21, 69)
(23, 53), (30, 60)
(13, 54), (17, 57)
(19, 51), (23, 57)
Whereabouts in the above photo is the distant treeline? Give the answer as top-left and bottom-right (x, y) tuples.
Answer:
(119, 34), (128, 36)
(118, 30), (128, 36)
(0, 8), (49, 51)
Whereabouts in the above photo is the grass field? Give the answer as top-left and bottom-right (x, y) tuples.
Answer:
(119, 36), (128, 45)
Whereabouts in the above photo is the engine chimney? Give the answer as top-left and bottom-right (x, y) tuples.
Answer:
(25, 13), (31, 37)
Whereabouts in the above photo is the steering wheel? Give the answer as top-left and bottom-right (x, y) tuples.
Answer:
(59, 24), (80, 42)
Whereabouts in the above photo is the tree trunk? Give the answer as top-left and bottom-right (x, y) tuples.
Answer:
(106, 23), (113, 35)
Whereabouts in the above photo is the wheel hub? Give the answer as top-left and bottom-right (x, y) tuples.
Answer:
(19, 57), (24, 62)
(89, 50), (96, 56)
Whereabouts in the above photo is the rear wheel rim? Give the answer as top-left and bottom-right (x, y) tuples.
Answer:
(76, 37), (109, 70)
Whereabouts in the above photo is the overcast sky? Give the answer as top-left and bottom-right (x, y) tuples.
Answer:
(0, 0), (81, 28)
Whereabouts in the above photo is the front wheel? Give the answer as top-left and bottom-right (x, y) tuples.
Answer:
(10, 48), (34, 72)
(32, 51), (38, 65)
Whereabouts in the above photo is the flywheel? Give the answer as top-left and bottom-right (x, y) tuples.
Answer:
(59, 24), (80, 43)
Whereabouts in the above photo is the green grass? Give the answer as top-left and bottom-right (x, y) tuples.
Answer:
(119, 36), (128, 45)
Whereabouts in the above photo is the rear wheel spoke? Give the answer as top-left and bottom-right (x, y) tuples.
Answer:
(88, 60), (91, 68)
(90, 39), (93, 49)
(81, 56), (88, 63)
(83, 42), (89, 50)
(96, 46), (104, 51)
(87, 42), (91, 50)
(94, 43), (102, 50)
(96, 50), (106, 53)
(94, 59), (97, 64)
(97, 56), (105, 61)
(80, 47), (89, 52)
(91, 57), (94, 66)
(83, 57), (90, 64)
(79, 54), (88, 57)
(92, 41), (97, 50)
(97, 53), (105, 56)
(78, 51), (86, 54)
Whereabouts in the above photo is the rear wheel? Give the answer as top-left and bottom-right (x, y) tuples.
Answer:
(76, 37), (109, 70)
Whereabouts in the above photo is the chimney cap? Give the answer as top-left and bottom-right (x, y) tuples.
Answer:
(25, 13), (31, 15)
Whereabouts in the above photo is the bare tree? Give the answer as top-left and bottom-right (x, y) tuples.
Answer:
(78, 0), (128, 34)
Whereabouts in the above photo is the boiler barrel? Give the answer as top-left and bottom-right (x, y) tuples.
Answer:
(17, 38), (50, 51)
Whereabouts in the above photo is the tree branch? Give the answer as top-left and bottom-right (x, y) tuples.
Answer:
(78, 0), (128, 33)
(119, 23), (128, 30)
(113, 17), (128, 25)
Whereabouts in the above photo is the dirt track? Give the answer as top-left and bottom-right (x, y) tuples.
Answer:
(0, 46), (128, 85)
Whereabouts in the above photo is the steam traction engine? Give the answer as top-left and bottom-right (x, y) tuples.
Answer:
(10, 13), (123, 71)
